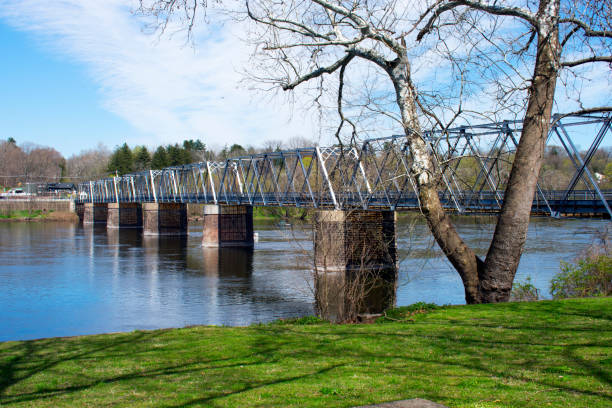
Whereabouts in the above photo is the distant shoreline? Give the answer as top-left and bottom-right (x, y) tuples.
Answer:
(0, 210), (78, 222)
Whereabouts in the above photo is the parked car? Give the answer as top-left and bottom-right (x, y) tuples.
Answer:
(0, 188), (32, 199)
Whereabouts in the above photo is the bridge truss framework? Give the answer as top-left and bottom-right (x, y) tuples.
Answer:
(78, 113), (612, 218)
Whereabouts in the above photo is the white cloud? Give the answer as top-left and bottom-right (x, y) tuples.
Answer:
(1, 0), (609, 154)
(0, 0), (320, 151)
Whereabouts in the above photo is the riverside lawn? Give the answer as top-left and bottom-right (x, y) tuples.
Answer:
(0, 298), (610, 407)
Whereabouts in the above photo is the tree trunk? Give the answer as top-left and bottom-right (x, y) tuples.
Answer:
(391, 59), (483, 304)
(479, 0), (560, 302)
(392, 0), (560, 304)
(418, 182), (484, 303)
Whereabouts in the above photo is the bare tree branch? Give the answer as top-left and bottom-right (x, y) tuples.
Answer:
(551, 106), (612, 125)
(560, 17), (612, 38)
(281, 53), (354, 90)
(561, 55), (612, 67)
(417, 0), (537, 41)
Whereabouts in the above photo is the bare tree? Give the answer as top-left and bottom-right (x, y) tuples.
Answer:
(138, 0), (610, 303)
(287, 136), (317, 149)
(20, 143), (64, 184)
(0, 140), (26, 188)
(66, 144), (111, 181)
(0, 141), (65, 186)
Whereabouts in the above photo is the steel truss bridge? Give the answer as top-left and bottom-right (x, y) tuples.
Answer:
(78, 113), (612, 218)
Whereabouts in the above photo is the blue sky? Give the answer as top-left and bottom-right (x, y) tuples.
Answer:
(0, 23), (135, 155)
(0, 0), (318, 157)
(0, 1), (609, 157)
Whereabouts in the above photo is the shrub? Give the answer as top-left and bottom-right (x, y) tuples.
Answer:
(551, 255), (612, 299)
(550, 229), (611, 299)
(510, 277), (540, 302)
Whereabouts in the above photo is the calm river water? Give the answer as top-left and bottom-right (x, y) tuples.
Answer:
(0, 217), (609, 341)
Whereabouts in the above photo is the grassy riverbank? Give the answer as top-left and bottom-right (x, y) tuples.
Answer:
(0, 210), (77, 222)
(1, 298), (610, 407)
(253, 206), (311, 221)
(0, 210), (48, 220)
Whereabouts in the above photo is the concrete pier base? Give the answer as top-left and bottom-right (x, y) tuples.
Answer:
(107, 203), (143, 229)
(83, 203), (108, 225)
(202, 205), (254, 247)
(143, 203), (188, 236)
(314, 210), (397, 322)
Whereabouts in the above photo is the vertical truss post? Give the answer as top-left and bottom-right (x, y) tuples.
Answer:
(234, 163), (244, 195)
(103, 181), (109, 203)
(130, 177), (136, 202)
(149, 170), (158, 203)
(171, 171), (179, 202)
(316, 146), (339, 209)
(206, 162), (217, 205)
(113, 177), (119, 203)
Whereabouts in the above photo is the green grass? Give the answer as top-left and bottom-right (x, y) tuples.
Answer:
(0, 210), (47, 219)
(253, 206), (311, 221)
(1, 298), (611, 407)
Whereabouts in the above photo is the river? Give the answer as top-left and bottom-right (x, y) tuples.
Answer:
(0, 217), (608, 341)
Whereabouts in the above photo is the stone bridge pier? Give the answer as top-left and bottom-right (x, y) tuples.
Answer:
(82, 203), (108, 225)
(107, 203), (143, 229)
(202, 205), (254, 248)
(143, 203), (188, 236)
(314, 209), (397, 322)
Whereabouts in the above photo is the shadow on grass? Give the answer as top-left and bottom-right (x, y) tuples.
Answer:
(0, 298), (610, 407)
(0, 331), (165, 403)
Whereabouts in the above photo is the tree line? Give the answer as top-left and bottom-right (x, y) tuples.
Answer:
(0, 137), (66, 188)
(107, 140), (207, 175)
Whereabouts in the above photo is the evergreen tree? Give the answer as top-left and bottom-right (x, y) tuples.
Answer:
(133, 146), (152, 171)
(166, 144), (183, 166)
(183, 139), (205, 151)
(151, 146), (169, 169)
(183, 139), (206, 163)
(180, 146), (192, 164)
(229, 144), (246, 157)
(59, 158), (67, 182)
(219, 145), (229, 160)
(107, 143), (133, 175)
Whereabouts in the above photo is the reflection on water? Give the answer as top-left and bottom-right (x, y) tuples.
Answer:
(0, 217), (608, 341)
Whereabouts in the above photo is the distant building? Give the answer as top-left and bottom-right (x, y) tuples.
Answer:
(44, 183), (77, 195)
